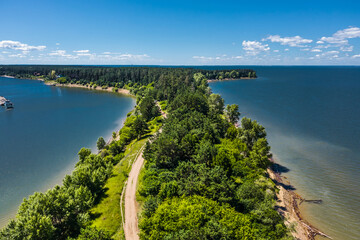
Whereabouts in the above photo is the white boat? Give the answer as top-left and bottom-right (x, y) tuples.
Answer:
(0, 96), (5, 106)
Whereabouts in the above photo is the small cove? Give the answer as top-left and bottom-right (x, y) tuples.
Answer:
(0, 77), (135, 227)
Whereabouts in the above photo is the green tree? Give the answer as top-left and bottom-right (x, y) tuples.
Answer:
(193, 72), (207, 84)
(97, 137), (106, 151)
(75, 227), (111, 240)
(139, 196), (256, 240)
(208, 94), (224, 115)
(78, 148), (91, 162)
(133, 116), (148, 139)
(225, 104), (240, 124)
(139, 95), (161, 121)
(238, 117), (267, 149)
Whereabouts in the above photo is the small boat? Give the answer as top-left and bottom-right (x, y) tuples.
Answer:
(0, 96), (5, 106)
(4, 100), (14, 109)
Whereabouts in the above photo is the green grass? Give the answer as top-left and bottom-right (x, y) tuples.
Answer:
(90, 137), (149, 239)
(89, 111), (164, 239)
(135, 159), (147, 221)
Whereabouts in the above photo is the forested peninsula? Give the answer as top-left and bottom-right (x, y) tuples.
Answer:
(1, 66), (294, 240)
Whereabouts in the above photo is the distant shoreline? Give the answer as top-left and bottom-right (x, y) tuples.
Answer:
(1, 75), (133, 97)
(1, 75), (15, 79)
(207, 77), (255, 82)
(45, 82), (133, 97)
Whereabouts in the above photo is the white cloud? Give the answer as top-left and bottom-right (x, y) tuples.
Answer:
(77, 53), (92, 56)
(242, 40), (270, 55)
(49, 50), (67, 56)
(333, 27), (360, 39)
(301, 48), (310, 51)
(314, 50), (341, 60)
(311, 49), (322, 52)
(316, 40), (324, 44)
(284, 48), (289, 51)
(319, 27), (360, 45)
(56, 43), (60, 45)
(326, 50), (340, 55)
(49, 50), (78, 59)
(340, 45), (353, 52)
(73, 50), (90, 53)
(116, 54), (149, 60)
(95, 53), (150, 61)
(263, 35), (312, 47)
(314, 44), (331, 49)
(352, 54), (360, 58)
(8, 53), (26, 58)
(273, 50), (279, 52)
(319, 36), (348, 45)
(192, 55), (244, 62)
(0, 40), (46, 51)
(193, 56), (215, 60)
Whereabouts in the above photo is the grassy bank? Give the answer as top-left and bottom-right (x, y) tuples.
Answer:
(90, 137), (149, 239)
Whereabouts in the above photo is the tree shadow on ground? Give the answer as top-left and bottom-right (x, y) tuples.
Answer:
(270, 162), (290, 174)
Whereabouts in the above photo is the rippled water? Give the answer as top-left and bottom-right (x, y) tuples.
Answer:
(209, 66), (360, 240)
(0, 77), (135, 227)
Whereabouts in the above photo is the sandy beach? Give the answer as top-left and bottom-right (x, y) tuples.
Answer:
(207, 77), (255, 82)
(268, 164), (332, 240)
(1, 75), (132, 96)
(45, 82), (133, 96)
(1, 75), (15, 79)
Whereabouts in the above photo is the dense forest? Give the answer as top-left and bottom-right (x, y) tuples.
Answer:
(0, 66), (291, 240)
(0, 65), (256, 87)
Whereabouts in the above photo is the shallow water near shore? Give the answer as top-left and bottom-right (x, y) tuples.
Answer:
(0, 77), (135, 227)
(209, 66), (360, 240)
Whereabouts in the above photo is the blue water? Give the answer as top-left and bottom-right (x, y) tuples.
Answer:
(0, 77), (135, 227)
(209, 66), (360, 240)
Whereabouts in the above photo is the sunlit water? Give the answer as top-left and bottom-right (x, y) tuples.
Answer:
(0, 77), (135, 227)
(209, 66), (360, 240)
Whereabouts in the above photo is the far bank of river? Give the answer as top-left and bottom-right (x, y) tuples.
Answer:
(0, 76), (135, 227)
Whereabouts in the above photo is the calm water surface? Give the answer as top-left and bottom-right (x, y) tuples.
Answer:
(210, 66), (360, 240)
(0, 77), (135, 227)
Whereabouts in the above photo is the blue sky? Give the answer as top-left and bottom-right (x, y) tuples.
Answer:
(1, 0), (360, 65)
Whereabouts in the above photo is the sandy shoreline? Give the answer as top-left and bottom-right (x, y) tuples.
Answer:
(1, 75), (15, 78)
(1, 75), (133, 97)
(45, 82), (133, 97)
(207, 77), (255, 82)
(268, 162), (332, 240)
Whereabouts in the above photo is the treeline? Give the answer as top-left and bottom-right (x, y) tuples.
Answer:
(0, 65), (256, 88)
(137, 73), (290, 239)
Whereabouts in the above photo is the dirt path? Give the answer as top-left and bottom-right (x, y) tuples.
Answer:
(124, 149), (145, 240)
(124, 102), (165, 240)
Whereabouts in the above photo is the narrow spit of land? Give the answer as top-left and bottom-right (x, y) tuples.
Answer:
(123, 104), (166, 240)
